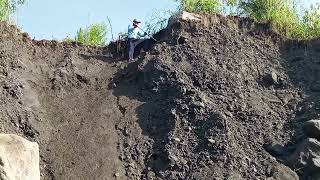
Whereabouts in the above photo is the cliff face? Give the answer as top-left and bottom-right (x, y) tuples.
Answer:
(0, 13), (319, 179)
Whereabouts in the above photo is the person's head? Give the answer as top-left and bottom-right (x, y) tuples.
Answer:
(133, 19), (141, 27)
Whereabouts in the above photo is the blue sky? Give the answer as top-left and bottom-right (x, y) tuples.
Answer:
(15, 0), (178, 40)
(14, 0), (318, 41)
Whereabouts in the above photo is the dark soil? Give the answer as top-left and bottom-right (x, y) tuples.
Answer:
(0, 14), (319, 180)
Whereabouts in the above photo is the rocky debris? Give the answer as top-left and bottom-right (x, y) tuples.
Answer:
(0, 134), (40, 180)
(226, 172), (243, 180)
(263, 71), (278, 86)
(207, 138), (215, 144)
(287, 138), (320, 178)
(111, 13), (320, 180)
(146, 170), (156, 180)
(266, 163), (299, 180)
(304, 119), (320, 140)
(114, 172), (120, 177)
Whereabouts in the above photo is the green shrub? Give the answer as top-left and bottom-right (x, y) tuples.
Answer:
(240, 0), (320, 39)
(302, 3), (320, 39)
(240, 0), (296, 38)
(0, 0), (26, 21)
(66, 23), (107, 46)
(0, 0), (10, 21)
(179, 0), (224, 13)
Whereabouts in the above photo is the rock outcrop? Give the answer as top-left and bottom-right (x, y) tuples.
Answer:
(304, 119), (320, 140)
(288, 138), (320, 178)
(0, 134), (40, 180)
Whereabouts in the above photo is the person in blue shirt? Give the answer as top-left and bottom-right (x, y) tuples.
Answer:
(128, 19), (147, 61)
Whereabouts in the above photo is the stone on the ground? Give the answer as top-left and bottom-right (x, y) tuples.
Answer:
(0, 134), (40, 180)
(181, 11), (202, 21)
(226, 171), (243, 180)
(304, 119), (320, 140)
(287, 138), (320, 175)
(263, 71), (278, 86)
(168, 11), (202, 26)
(267, 163), (299, 180)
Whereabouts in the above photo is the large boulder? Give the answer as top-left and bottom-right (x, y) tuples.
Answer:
(168, 11), (202, 26)
(304, 119), (320, 140)
(0, 134), (40, 180)
(287, 138), (320, 177)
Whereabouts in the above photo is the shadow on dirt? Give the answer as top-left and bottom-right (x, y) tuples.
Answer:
(279, 39), (320, 179)
(111, 58), (177, 175)
(280, 40), (320, 142)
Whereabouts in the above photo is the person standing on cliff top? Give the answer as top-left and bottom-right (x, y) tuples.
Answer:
(128, 19), (147, 62)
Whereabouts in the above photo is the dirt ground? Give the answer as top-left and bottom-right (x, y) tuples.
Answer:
(0, 14), (319, 180)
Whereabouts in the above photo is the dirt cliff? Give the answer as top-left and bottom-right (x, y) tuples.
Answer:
(0, 13), (319, 179)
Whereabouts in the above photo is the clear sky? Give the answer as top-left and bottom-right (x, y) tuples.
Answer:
(14, 0), (318, 41)
(15, 0), (178, 41)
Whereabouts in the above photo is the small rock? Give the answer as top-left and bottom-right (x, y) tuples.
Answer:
(119, 155), (125, 161)
(173, 138), (181, 142)
(169, 155), (178, 163)
(208, 139), (215, 144)
(227, 172), (243, 180)
(263, 71), (278, 86)
(180, 158), (188, 165)
(147, 171), (156, 179)
(181, 87), (187, 95)
(171, 109), (176, 115)
(114, 172), (120, 177)
(128, 162), (136, 168)
(225, 111), (233, 118)
(193, 101), (205, 108)
(304, 119), (320, 140)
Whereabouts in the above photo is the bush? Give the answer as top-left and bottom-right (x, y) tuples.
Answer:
(240, 0), (320, 39)
(302, 3), (320, 39)
(66, 23), (107, 46)
(176, 0), (320, 39)
(240, 0), (300, 37)
(178, 0), (224, 13)
(0, 0), (26, 21)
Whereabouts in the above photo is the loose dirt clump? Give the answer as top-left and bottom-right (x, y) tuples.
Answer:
(0, 13), (319, 180)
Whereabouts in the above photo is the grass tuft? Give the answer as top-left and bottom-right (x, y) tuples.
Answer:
(65, 23), (107, 46)
(178, 0), (320, 40)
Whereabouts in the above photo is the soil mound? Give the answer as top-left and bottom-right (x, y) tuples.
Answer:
(0, 13), (319, 180)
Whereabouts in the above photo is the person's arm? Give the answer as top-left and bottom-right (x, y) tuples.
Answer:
(138, 28), (147, 37)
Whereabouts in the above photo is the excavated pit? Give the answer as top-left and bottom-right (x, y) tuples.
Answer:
(0, 13), (320, 180)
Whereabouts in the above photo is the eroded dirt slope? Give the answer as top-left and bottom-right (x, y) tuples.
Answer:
(112, 15), (320, 179)
(0, 14), (319, 180)
(0, 23), (127, 179)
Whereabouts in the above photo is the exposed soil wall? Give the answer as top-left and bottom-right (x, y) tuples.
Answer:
(0, 14), (319, 179)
